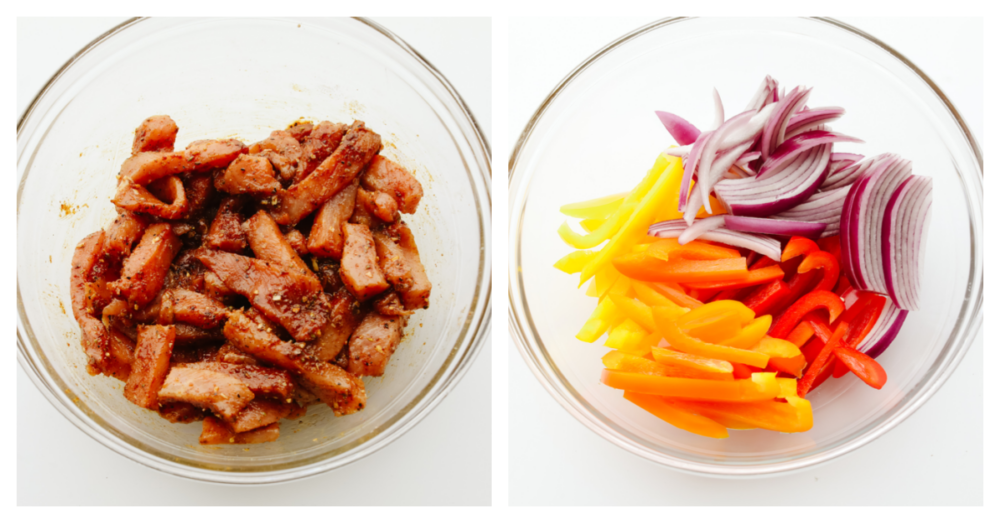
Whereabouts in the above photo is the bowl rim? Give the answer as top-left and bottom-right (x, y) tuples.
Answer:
(508, 16), (982, 477)
(17, 16), (492, 485)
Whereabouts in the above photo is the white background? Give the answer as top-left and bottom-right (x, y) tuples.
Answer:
(508, 17), (983, 506)
(16, 17), (492, 506)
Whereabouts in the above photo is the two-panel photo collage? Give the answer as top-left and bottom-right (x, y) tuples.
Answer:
(16, 17), (984, 509)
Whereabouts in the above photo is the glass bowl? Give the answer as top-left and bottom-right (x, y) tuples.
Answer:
(17, 17), (491, 484)
(508, 17), (981, 476)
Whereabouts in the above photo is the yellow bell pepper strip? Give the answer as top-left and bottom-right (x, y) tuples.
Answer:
(750, 336), (803, 359)
(651, 347), (734, 374)
(769, 290), (846, 340)
(684, 312), (744, 344)
(623, 392), (729, 439)
(553, 250), (598, 274)
(559, 192), (628, 219)
(649, 282), (704, 309)
(654, 307), (770, 367)
(617, 331), (658, 357)
(579, 154), (682, 285)
(684, 265), (785, 291)
(595, 264), (630, 298)
(718, 315), (772, 349)
(614, 254), (749, 283)
(797, 250), (840, 293)
(647, 238), (741, 262)
(781, 236), (820, 262)
(630, 281), (691, 317)
(584, 279), (599, 297)
(604, 351), (733, 380)
(576, 296), (625, 343)
(600, 369), (779, 402)
(579, 217), (606, 233)
(604, 319), (647, 349)
(676, 300), (755, 329)
(557, 204), (635, 249)
(609, 294), (656, 333)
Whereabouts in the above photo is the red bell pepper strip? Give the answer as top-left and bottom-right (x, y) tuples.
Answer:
(833, 345), (888, 389)
(742, 280), (791, 316)
(770, 291), (845, 340)
(713, 287), (750, 302)
(767, 269), (821, 315)
(816, 235), (842, 265)
(800, 336), (826, 364)
(797, 251), (840, 293)
(750, 256), (778, 270)
(781, 236), (819, 262)
(797, 339), (842, 397)
(833, 358), (850, 378)
(797, 292), (886, 395)
(834, 274), (852, 295)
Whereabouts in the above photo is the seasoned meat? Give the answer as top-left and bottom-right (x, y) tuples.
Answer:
(131, 115), (179, 155)
(158, 288), (229, 329)
(103, 210), (148, 267)
(158, 402), (205, 424)
(109, 223), (182, 307)
(249, 130), (304, 182)
(307, 178), (359, 259)
(71, 232), (113, 374)
(182, 172), (216, 217)
(227, 398), (298, 433)
(164, 249), (208, 293)
(311, 257), (344, 294)
(205, 196), (247, 253)
(361, 155), (423, 214)
(309, 291), (363, 362)
(272, 121), (381, 225)
(196, 250), (328, 341)
(112, 175), (188, 220)
(120, 138), (246, 186)
(285, 229), (308, 256)
(203, 270), (237, 302)
(360, 188), (399, 223)
(199, 416), (279, 445)
(223, 310), (366, 416)
(373, 222), (431, 310)
(244, 210), (315, 279)
(348, 188), (376, 228)
(104, 327), (135, 382)
(286, 121), (314, 142)
(298, 121), (348, 182)
(347, 312), (405, 377)
(373, 291), (413, 317)
(339, 223), (389, 301)
(184, 361), (295, 400)
(214, 154), (282, 197)
(216, 343), (260, 366)
(170, 343), (220, 364)
(173, 324), (225, 347)
(158, 366), (254, 421)
(124, 324), (176, 410)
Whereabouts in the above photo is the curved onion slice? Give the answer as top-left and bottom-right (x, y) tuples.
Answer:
(774, 185), (850, 237)
(745, 75), (778, 112)
(711, 88), (725, 130)
(723, 215), (826, 238)
(714, 143), (832, 217)
(858, 300), (908, 359)
(760, 86), (811, 160)
(679, 215), (725, 244)
(758, 130), (862, 179)
(655, 111), (701, 146)
(649, 219), (782, 261)
(882, 175), (932, 310)
(679, 130), (712, 210)
(785, 107), (845, 138)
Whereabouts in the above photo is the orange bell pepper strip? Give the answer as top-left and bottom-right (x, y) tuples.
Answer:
(606, 351), (734, 380)
(797, 251), (840, 293)
(613, 253), (748, 283)
(786, 322), (815, 347)
(685, 314), (744, 343)
(742, 279), (791, 316)
(684, 265), (784, 291)
(767, 354), (808, 378)
(671, 376), (812, 433)
(623, 392), (729, 438)
(654, 307), (770, 367)
(718, 315), (772, 349)
(650, 347), (733, 374)
(600, 369), (778, 402)
(647, 238), (741, 262)
(769, 290), (845, 339)
(750, 336), (802, 359)
(685, 287), (721, 303)
(676, 300), (755, 329)
(833, 345), (888, 389)
(730, 362), (763, 379)
(647, 282), (704, 309)
(781, 236), (819, 262)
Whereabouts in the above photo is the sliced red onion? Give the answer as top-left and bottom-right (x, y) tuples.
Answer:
(679, 215), (725, 244)
(683, 180), (705, 225)
(859, 302), (908, 359)
(785, 107), (845, 138)
(698, 111), (756, 203)
(648, 220), (782, 261)
(663, 145), (691, 157)
(714, 143), (832, 216)
(723, 215), (827, 238)
(823, 156), (873, 190)
(760, 86), (811, 160)
(738, 150), (761, 165)
(774, 185), (850, 237)
(655, 111), (702, 146)
(711, 88), (725, 130)
(830, 152), (863, 165)
(678, 130), (712, 210)
(699, 139), (755, 209)
(758, 130), (862, 179)
(882, 175), (932, 310)
(745, 75), (778, 112)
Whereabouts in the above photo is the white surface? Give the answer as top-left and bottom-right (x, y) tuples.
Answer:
(17, 17), (491, 506)
(508, 17), (983, 506)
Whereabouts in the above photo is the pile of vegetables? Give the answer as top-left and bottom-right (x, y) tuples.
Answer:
(554, 77), (930, 438)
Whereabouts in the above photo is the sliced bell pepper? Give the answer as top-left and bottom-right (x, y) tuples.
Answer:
(833, 345), (888, 389)
(742, 279), (791, 316)
(654, 307), (770, 367)
(557, 203), (636, 249)
(685, 287), (721, 302)
(584, 279), (599, 297)
(730, 363), (763, 379)
(767, 354), (807, 378)
(650, 347), (734, 374)
(616, 331), (660, 357)
(623, 392), (729, 438)
(796, 294), (884, 395)
(579, 154), (682, 284)
(613, 253), (748, 284)
(769, 290), (845, 340)
(712, 287), (752, 302)
(833, 358), (850, 378)
(816, 234), (842, 265)
(768, 269), (821, 314)
(751, 336), (803, 358)
(559, 192), (628, 219)
(781, 236), (819, 262)
(786, 321), (815, 348)
(647, 238), (741, 262)
(685, 313), (744, 344)
(630, 281), (691, 318)
(750, 256), (779, 269)
(600, 369), (779, 402)
(554, 250), (598, 274)
(603, 350), (663, 375)
(604, 319), (647, 350)
(834, 274), (853, 295)
(718, 315), (772, 349)
(797, 251), (840, 293)
(579, 217), (607, 233)
(576, 296), (625, 343)
(676, 300), (755, 330)
(684, 264), (784, 291)
(608, 294), (656, 333)
(797, 339), (842, 397)
(672, 375), (812, 433)
(647, 282), (704, 309)
(695, 195), (727, 218)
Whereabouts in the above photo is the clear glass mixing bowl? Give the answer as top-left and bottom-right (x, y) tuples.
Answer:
(508, 17), (981, 476)
(17, 17), (491, 484)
